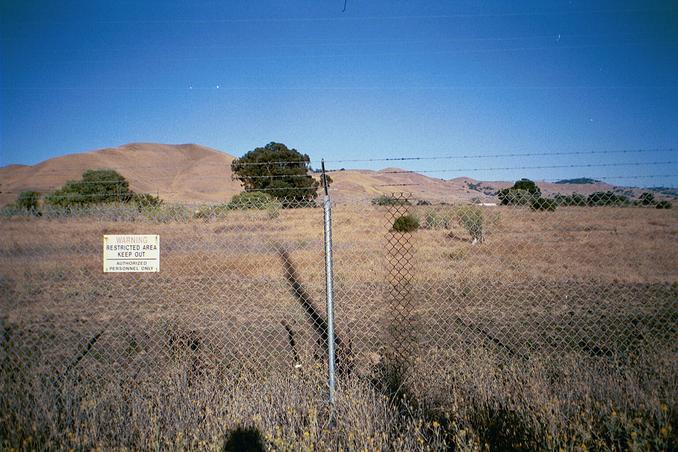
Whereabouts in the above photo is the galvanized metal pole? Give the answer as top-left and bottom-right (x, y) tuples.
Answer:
(321, 160), (337, 404)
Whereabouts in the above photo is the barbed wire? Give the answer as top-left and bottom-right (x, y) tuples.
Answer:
(354, 161), (676, 176)
(233, 147), (677, 167)
(4, 161), (674, 186)
(323, 148), (676, 165)
(373, 174), (678, 187)
(7, 147), (675, 173)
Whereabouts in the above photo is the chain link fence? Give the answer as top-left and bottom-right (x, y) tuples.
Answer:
(1, 190), (676, 448)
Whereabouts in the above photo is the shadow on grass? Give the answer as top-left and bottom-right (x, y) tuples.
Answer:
(223, 426), (265, 452)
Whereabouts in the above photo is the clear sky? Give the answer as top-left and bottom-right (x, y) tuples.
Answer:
(1, 0), (677, 186)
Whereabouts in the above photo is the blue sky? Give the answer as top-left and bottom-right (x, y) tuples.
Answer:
(1, 0), (677, 186)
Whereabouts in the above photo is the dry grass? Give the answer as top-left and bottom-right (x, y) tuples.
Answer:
(1, 202), (676, 449)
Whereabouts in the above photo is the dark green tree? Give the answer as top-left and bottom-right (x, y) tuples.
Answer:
(497, 178), (542, 205)
(639, 192), (655, 206)
(231, 142), (319, 203)
(45, 169), (133, 207)
(512, 178), (541, 195)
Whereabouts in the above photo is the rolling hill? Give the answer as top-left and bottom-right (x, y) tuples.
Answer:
(0, 143), (241, 206)
(0, 142), (641, 206)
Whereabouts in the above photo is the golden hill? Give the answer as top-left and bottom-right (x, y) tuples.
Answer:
(0, 142), (618, 206)
(0, 143), (241, 206)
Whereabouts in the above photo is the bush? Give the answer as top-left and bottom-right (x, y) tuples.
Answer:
(131, 193), (163, 209)
(530, 198), (557, 212)
(40, 202), (141, 221)
(13, 191), (41, 213)
(639, 192), (656, 206)
(655, 200), (672, 209)
(587, 191), (629, 206)
(554, 193), (587, 206)
(142, 204), (192, 223)
(372, 195), (411, 206)
(497, 188), (538, 206)
(227, 191), (282, 218)
(0, 204), (33, 218)
(228, 191), (277, 210)
(45, 169), (133, 207)
(392, 214), (419, 233)
(456, 205), (484, 243)
(193, 204), (230, 220)
(422, 209), (453, 230)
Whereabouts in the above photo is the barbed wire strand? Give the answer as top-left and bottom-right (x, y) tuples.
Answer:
(6, 147), (675, 174)
(4, 160), (675, 186)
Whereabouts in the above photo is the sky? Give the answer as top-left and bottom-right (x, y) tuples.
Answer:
(1, 0), (677, 186)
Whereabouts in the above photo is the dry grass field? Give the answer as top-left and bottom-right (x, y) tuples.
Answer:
(1, 201), (677, 450)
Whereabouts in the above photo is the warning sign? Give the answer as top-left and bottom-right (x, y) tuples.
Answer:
(103, 235), (159, 273)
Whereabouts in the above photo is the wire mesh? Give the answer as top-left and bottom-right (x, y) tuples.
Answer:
(0, 189), (676, 447)
(383, 193), (418, 370)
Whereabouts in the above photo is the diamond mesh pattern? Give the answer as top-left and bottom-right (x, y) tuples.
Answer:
(1, 192), (677, 437)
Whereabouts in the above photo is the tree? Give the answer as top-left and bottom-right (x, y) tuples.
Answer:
(231, 142), (319, 204)
(513, 178), (541, 196)
(497, 178), (541, 205)
(639, 192), (655, 206)
(46, 169), (134, 207)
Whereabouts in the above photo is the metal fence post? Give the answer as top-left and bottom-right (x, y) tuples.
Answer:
(321, 160), (336, 404)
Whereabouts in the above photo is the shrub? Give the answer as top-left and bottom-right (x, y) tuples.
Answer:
(554, 193), (586, 206)
(38, 202), (140, 221)
(372, 195), (411, 206)
(530, 197), (557, 212)
(497, 188), (537, 206)
(456, 205), (484, 243)
(655, 200), (672, 209)
(639, 192), (656, 206)
(45, 169), (134, 207)
(392, 214), (419, 233)
(142, 204), (192, 223)
(132, 193), (163, 209)
(14, 191), (40, 211)
(0, 204), (33, 218)
(422, 209), (453, 230)
(587, 191), (629, 206)
(193, 204), (230, 220)
(228, 191), (278, 210)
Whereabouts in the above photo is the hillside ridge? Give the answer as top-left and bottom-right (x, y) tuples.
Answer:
(0, 142), (657, 206)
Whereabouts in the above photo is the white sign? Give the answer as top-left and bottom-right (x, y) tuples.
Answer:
(103, 235), (159, 273)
